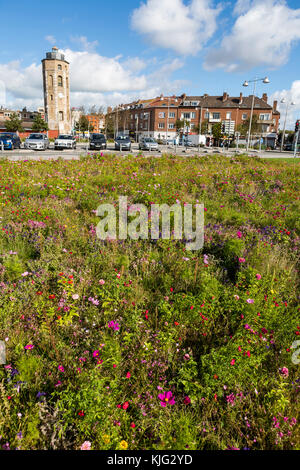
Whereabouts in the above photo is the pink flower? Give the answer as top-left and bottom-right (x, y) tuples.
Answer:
(279, 367), (289, 378)
(24, 344), (34, 350)
(58, 365), (65, 372)
(236, 231), (242, 238)
(99, 279), (105, 285)
(158, 391), (175, 407)
(256, 274), (262, 280)
(234, 295), (240, 300)
(238, 257), (245, 263)
(80, 441), (91, 450)
(230, 359), (236, 366)
(21, 271), (29, 277)
(183, 396), (191, 405)
(92, 350), (100, 358)
(72, 294), (79, 300)
(246, 299), (254, 304)
(126, 372), (131, 378)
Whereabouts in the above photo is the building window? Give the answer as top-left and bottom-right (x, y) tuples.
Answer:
(59, 111), (64, 121)
(58, 75), (63, 87)
(191, 101), (199, 106)
(158, 112), (165, 118)
(50, 95), (53, 101)
(226, 112), (231, 119)
(259, 113), (270, 120)
(191, 112), (196, 119)
(183, 113), (190, 119)
(158, 123), (165, 129)
(169, 112), (175, 118)
(58, 64), (62, 70)
(212, 112), (220, 119)
(204, 111), (209, 119)
(169, 123), (175, 129)
(242, 113), (247, 120)
(49, 75), (53, 87)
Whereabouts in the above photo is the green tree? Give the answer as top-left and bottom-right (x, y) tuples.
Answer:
(175, 119), (185, 133)
(75, 115), (94, 133)
(237, 114), (261, 137)
(5, 113), (24, 132)
(105, 114), (115, 139)
(212, 122), (222, 145)
(32, 114), (48, 132)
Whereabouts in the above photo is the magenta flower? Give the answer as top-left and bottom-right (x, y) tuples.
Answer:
(183, 396), (191, 405)
(238, 257), (245, 263)
(24, 344), (34, 350)
(236, 231), (242, 238)
(246, 299), (254, 304)
(92, 350), (100, 358)
(58, 365), (65, 372)
(108, 321), (120, 331)
(158, 391), (175, 407)
(256, 274), (262, 280)
(279, 367), (289, 378)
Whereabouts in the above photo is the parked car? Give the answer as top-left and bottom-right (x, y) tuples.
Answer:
(89, 133), (107, 150)
(114, 135), (131, 151)
(0, 132), (21, 150)
(139, 137), (159, 151)
(54, 134), (76, 150)
(25, 133), (49, 150)
(283, 143), (293, 151)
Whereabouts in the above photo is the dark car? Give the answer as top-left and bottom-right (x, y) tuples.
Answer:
(283, 143), (293, 151)
(114, 135), (131, 151)
(0, 133), (21, 150)
(89, 133), (107, 150)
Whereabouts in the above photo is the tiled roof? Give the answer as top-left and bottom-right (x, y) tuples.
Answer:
(184, 95), (273, 109)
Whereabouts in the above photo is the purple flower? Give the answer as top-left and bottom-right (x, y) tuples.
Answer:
(158, 391), (175, 407)
(246, 299), (254, 304)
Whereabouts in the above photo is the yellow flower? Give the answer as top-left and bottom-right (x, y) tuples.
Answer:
(119, 440), (128, 450)
(102, 434), (110, 444)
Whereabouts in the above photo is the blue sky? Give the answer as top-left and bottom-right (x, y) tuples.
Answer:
(0, 0), (300, 128)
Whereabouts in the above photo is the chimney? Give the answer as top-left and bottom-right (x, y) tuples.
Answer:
(181, 93), (186, 100)
(239, 92), (243, 104)
(222, 92), (228, 102)
(273, 100), (278, 112)
(262, 93), (268, 102)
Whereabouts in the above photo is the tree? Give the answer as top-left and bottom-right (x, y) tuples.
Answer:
(237, 114), (261, 137)
(75, 115), (94, 133)
(105, 114), (115, 139)
(212, 122), (222, 145)
(32, 114), (48, 132)
(5, 113), (24, 132)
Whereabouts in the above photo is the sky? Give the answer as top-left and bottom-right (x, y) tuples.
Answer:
(0, 0), (300, 128)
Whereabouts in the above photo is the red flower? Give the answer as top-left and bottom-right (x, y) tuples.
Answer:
(49, 294), (56, 299)
(122, 401), (129, 410)
(78, 410), (85, 417)
(126, 372), (131, 379)
(130, 422), (136, 428)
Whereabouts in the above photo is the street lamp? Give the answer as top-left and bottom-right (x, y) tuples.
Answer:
(242, 77), (270, 151)
(280, 98), (295, 152)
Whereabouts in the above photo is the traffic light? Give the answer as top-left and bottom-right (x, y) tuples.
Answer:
(295, 120), (300, 132)
(221, 123), (225, 133)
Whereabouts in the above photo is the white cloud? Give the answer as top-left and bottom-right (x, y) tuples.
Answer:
(0, 48), (185, 111)
(271, 80), (300, 130)
(45, 35), (57, 44)
(131, 0), (222, 55)
(204, 0), (300, 71)
(70, 36), (99, 52)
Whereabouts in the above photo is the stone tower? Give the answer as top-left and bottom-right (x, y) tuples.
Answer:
(42, 47), (71, 135)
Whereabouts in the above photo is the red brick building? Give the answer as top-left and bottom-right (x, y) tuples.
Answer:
(107, 92), (280, 143)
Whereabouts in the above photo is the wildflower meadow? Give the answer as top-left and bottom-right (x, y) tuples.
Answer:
(0, 153), (299, 450)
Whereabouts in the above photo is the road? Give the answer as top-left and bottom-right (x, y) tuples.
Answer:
(0, 143), (298, 160)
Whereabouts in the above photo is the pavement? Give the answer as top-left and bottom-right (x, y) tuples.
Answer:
(0, 142), (298, 160)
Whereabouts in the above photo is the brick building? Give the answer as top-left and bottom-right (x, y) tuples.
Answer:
(0, 107), (46, 138)
(86, 114), (105, 133)
(107, 92), (280, 143)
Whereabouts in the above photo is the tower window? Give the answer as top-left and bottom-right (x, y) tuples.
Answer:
(58, 64), (62, 70)
(50, 95), (53, 101)
(59, 111), (64, 121)
(49, 75), (53, 87)
(58, 75), (63, 87)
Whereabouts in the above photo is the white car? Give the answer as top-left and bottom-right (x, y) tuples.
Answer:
(54, 134), (77, 150)
(25, 133), (50, 150)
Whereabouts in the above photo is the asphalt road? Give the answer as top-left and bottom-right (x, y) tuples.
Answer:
(0, 143), (298, 160)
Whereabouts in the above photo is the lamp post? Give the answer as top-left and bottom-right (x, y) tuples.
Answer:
(242, 76), (270, 151)
(280, 99), (295, 152)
